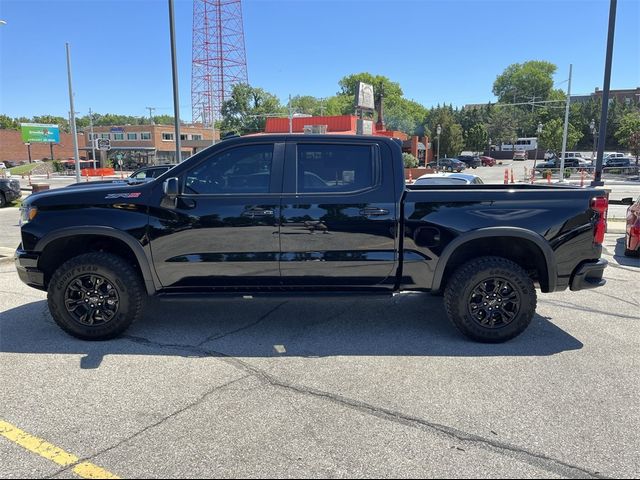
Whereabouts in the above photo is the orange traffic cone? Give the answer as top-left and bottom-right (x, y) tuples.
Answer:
(546, 172), (551, 184)
(510, 168), (515, 184)
(408, 170), (413, 184)
(503, 168), (509, 184)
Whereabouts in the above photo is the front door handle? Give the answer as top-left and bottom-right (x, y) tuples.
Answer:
(359, 207), (389, 216)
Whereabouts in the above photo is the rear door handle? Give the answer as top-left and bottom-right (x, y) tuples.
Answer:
(359, 207), (389, 216)
(242, 208), (275, 218)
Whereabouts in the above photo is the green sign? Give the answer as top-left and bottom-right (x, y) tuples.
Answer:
(20, 123), (60, 143)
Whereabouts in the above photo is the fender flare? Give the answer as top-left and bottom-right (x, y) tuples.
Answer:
(35, 226), (160, 295)
(430, 227), (556, 292)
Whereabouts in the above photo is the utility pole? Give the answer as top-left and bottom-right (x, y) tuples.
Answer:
(146, 107), (156, 125)
(66, 43), (81, 183)
(592, 0), (617, 187)
(89, 107), (97, 168)
(168, 0), (182, 162)
(288, 94), (293, 134)
(559, 64), (572, 182)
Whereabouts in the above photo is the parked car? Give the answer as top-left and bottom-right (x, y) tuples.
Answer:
(604, 152), (627, 160)
(513, 151), (528, 161)
(0, 178), (21, 207)
(535, 157), (583, 171)
(0, 162), (6, 169)
(414, 173), (484, 185)
(427, 158), (466, 172)
(480, 156), (496, 167)
(66, 164), (175, 188)
(456, 155), (481, 169)
(563, 152), (584, 160)
(16, 135), (609, 343)
(604, 157), (632, 168)
(625, 196), (640, 257)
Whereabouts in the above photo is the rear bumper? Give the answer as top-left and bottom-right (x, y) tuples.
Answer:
(15, 247), (45, 290)
(570, 259), (607, 291)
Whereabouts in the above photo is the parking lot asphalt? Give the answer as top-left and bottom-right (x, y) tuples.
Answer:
(1, 226), (638, 478)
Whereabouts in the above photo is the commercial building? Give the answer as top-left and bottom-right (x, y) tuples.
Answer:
(0, 129), (84, 163)
(263, 115), (433, 165)
(83, 124), (218, 167)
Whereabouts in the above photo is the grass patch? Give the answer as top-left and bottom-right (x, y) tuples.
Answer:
(9, 163), (39, 175)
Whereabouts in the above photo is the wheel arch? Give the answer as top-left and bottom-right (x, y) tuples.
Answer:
(432, 227), (556, 293)
(35, 227), (159, 295)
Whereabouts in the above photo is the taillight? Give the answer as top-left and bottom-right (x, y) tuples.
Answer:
(591, 196), (608, 244)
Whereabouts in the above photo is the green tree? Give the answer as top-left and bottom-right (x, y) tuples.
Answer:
(445, 123), (465, 157)
(402, 153), (418, 168)
(616, 111), (640, 164)
(338, 72), (403, 100)
(323, 95), (353, 116)
(487, 107), (517, 148)
(220, 83), (284, 135)
(0, 114), (18, 129)
(465, 123), (488, 152)
(32, 115), (69, 132)
(290, 95), (323, 116)
(538, 118), (583, 153)
(493, 61), (557, 104)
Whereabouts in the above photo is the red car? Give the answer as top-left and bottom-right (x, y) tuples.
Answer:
(625, 196), (640, 256)
(480, 156), (496, 167)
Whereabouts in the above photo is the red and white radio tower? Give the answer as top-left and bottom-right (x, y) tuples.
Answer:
(191, 0), (248, 126)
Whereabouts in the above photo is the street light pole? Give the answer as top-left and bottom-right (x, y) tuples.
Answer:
(590, 118), (597, 162)
(436, 124), (442, 170)
(168, 0), (182, 162)
(592, 0), (618, 187)
(559, 63), (573, 182)
(534, 122), (543, 173)
(89, 107), (97, 168)
(65, 42), (81, 183)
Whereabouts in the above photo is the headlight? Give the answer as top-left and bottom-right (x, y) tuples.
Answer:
(19, 205), (37, 225)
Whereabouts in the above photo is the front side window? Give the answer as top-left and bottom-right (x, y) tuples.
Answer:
(296, 144), (376, 193)
(184, 144), (273, 195)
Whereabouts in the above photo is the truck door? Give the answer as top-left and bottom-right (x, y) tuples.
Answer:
(279, 139), (398, 287)
(149, 142), (284, 288)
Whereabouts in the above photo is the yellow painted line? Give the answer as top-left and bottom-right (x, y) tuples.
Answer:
(0, 420), (119, 479)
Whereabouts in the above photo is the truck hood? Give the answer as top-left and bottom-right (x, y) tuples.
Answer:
(24, 182), (154, 208)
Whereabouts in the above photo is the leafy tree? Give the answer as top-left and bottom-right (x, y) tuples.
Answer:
(616, 112), (640, 164)
(220, 83), (284, 135)
(338, 73), (403, 100)
(465, 123), (488, 152)
(324, 95), (353, 116)
(402, 153), (418, 168)
(493, 61), (557, 104)
(538, 118), (583, 153)
(0, 114), (18, 129)
(31, 115), (69, 132)
(445, 123), (465, 157)
(290, 95), (324, 116)
(487, 107), (517, 148)
(153, 115), (175, 125)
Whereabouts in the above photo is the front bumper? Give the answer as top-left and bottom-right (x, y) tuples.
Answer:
(570, 259), (608, 291)
(4, 189), (21, 203)
(15, 247), (45, 290)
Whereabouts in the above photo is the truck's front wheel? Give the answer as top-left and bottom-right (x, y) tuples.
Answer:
(444, 256), (536, 343)
(47, 252), (145, 340)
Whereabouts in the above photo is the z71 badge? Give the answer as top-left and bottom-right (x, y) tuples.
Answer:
(105, 192), (142, 199)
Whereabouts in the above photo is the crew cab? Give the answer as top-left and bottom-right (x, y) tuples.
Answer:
(15, 135), (608, 343)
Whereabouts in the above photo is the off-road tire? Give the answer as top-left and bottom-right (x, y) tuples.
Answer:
(444, 256), (537, 343)
(48, 252), (145, 340)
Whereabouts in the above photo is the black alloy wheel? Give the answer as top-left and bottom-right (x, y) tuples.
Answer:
(63, 273), (120, 326)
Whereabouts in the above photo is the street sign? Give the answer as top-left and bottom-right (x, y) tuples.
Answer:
(355, 82), (375, 110)
(117, 159), (123, 166)
(95, 138), (111, 151)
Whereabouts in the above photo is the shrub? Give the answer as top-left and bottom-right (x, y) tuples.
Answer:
(402, 153), (418, 168)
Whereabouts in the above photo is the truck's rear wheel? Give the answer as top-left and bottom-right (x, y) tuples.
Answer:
(444, 256), (536, 343)
(47, 252), (144, 340)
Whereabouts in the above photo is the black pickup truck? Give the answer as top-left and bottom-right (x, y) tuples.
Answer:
(15, 135), (608, 343)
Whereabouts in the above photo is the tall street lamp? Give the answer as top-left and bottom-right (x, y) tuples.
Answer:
(590, 118), (597, 162)
(436, 124), (442, 170)
(534, 122), (543, 172)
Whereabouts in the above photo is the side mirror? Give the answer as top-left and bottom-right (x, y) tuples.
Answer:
(621, 197), (633, 206)
(163, 177), (179, 199)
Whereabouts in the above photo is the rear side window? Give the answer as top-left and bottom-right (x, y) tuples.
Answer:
(296, 144), (377, 193)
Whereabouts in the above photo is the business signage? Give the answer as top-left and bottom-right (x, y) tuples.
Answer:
(110, 127), (125, 133)
(355, 82), (375, 110)
(20, 123), (60, 143)
(96, 138), (111, 151)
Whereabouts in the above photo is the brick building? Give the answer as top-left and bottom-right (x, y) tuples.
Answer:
(263, 115), (433, 165)
(0, 129), (84, 162)
(84, 124), (218, 167)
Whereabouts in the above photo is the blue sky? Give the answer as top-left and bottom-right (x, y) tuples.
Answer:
(1, 0), (638, 120)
